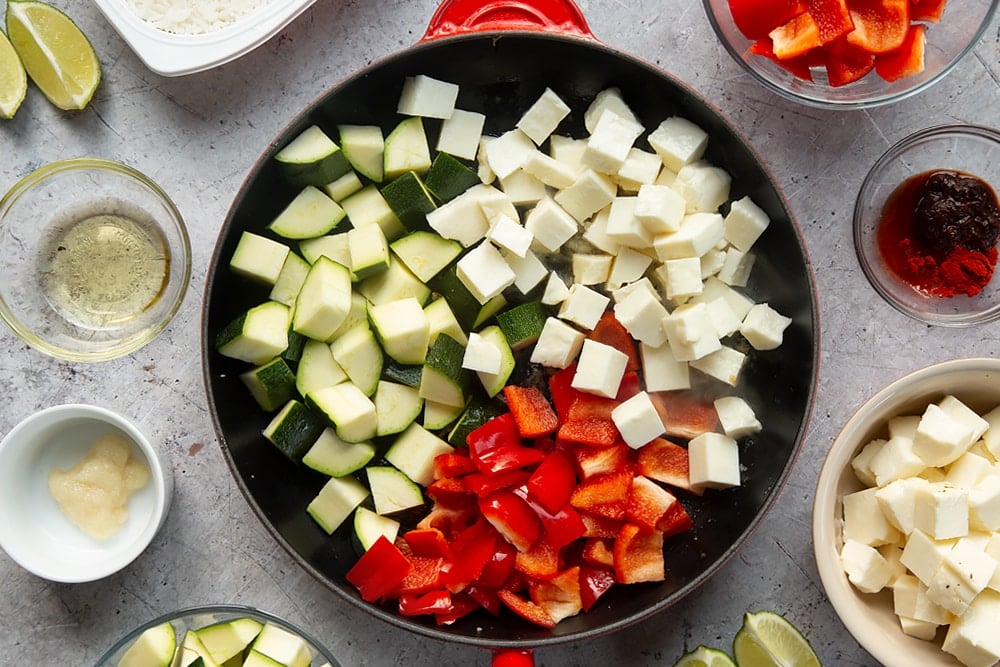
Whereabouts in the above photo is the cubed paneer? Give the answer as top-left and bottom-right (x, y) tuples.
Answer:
(606, 196), (653, 249)
(437, 109), (486, 160)
(522, 149), (577, 189)
(648, 116), (708, 173)
(663, 303), (722, 362)
(572, 253), (613, 286)
(635, 183), (685, 234)
(946, 451), (994, 489)
(613, 286), (669, 347)
(554, 169), (618, 222)
(582, 205), (621, 255)
(456, 241), (516, 304)
(703, 296), (742, 338)
(927, 538), (998, 615)
(463, 331), (502, 374)
(717, 247), (756, 287)
(875, 477), (929, 534)
(841, 539), (892, 593)
(549, 134), (588, 173)
(397, 74), (459, 119)
(572, 339), (629, 398)
(673, 161), (732, 213)
(607, 247), (653, 291)
(499, 169), (546, 205)
(689, 346), (746, 386)
(653, 212), (725, 261)
(869, 436), (927, 488)
(939, 395), (990, 445)
(426, 184), (492, 246)
(484, 128), (536, 179)
(969, 474), (1000, 532)
(942, 590), (1000, 667)
(617, 148), (662, 193)
(739, 303), (792, 351)
(530, 317), (585, 368)
(913, 482), (969, 540)
(851, 438), (886, 488)
(901, 529), (956, 586)
(612, 391), (666, 449)
(913, 404), (977, 467)
(724, 196), (770, 251)
(504, 249), (549, 295)
(640, 342), (691, 392)
(584, 87), (638, 134)
(688, 432), (740, 489)
(524, 196), (579, 252)
(487, 213), (533, 258)
(892, 574), (953, 625)
(558, 284), (611, 331)
(843, 487), (902, 547)
(662, 257), (703, 300)
(516, 87), (571, 145)
(584, 109), (644, 174)
(982, 405), (1000, 460)
(541, 271), (570, 305)
(713, 396), (761, 439)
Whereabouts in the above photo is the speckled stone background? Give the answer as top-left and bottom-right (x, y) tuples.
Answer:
(1, 1), (999, 665)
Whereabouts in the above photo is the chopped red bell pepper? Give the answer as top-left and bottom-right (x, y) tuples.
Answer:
(497, 589), (556, 628)
(427, 476), (472, 503)
(769, 12), (822, 59)
(466, 585), (503, 616)
(806, 0), (855, 43)
(514, 533), (561, 580)
(435, 592), (481, 626)
(399, 590), (453, 616)
(440, 518), (497, 591)
(659, 499), (695, 538)
(909, 0), (946, 21)
(480, 490), (542, 552)
(416, 503), (478, 540)
(464, 469), (532, 497)
(527, 449), (577, 514)
(570, 469), (632, 520)
(403, 527), (452, 559)
(503, 385), (558, 438)
(468, 413), (545, 475)
(529, 566), (583, 623)
(647, 391), (719, 440)
(558, 417), (618, 447)
(525, 497), (587, 549)
(588, 312), (640, 373)
(579, 510), (623, 539)
(392, 554), (446, 596)
(613, 523), (665, 584)
(823, 36), (876, 85)
(548, 365), (577, 421)
(434, 452), (477, 479)
(845, 0), (909, 54)
(874, 23), (925, 82)
(635, 438), (697, 494)
(346, 536), (413, 602)
(728, 0), (808, 40)
(749, 38), (818, 81)
(578, 564), (616, 611)
(626, 475), (684, 533)
(573, 441), (631, 480)
(477, 538), (518, 588)
(581, 537), (615, 567)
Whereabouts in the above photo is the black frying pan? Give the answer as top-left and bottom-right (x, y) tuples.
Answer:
(201, 0), (819, 661)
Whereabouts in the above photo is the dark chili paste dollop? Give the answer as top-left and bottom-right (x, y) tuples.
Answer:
(877, 169), (1000, 298)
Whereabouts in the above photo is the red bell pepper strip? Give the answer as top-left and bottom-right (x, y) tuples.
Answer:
(909, 0), (946, 21)
(659, 499), (695, 538)
(635, 438), (698, 494)
(749, 38), (817, 81)
(435, 592), (481, 626)
(464, 469), (532, 497)
(548, 365), (577, 421)
(514, 533), (561, 580)
(647, 391), (719, 440)
(399, 590), (453, 616)
(728, 0), (808, 40)
(806, 0), (855, 43)
(403, 527), (452, 559)
(573, 441), (631, 480)
(557, 417), (618, 447)
(440, 518), (497, 591)
(503, 385), (558, 438)
(845, 0), (909, 54)
(526, 449), (577, 514)
(434, 452), (477, 479)
(427, 476), (473, 503)
(578, 564), (616, 611)
(468, 413), (545, 475)
(823, 36), (876, 85)
(491, 650), (536, 667)
(466, 584), (503, 616)
(477, 538), (518, 588)
(529, 566), (583, 623)
(579, 510), (623, 539)
(392, 554), (446, 596)
(497, 589), (556, 628)
(524, 497), (587, 550)
(769, 12), (822, 59)
(346, 536), (412, 602)
(613, 523), (665, 584)
(416, 503), (478, 541)
(480, 490), (542, 552)
(874, 23), (925, 82)
(581, 537), (615, 567)
(626, 475), (684, 533)
(588, 312), (640, 373)
(569, 470), (633, 520)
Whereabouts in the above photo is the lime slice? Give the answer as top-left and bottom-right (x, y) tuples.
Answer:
(732, 611), (822, 667)
(0, 27), (26, 118)
(674, 645), (738, 667)
(5, 0), (100, 111)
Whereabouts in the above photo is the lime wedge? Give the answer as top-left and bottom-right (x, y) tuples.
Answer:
(674, 645), (738, 667)
(0, 28), (27, 118)
(732, 611), (822, 667)
(5, 0), (100, 111)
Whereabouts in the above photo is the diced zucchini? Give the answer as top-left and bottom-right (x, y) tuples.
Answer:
(474, 325), (515, 398)
(374, 380), (423, 437)
(322, 169), (364, 202)
(274, 124), (352, 187)
(295, 338), (348, 398)
(384, 423), (455, 487)
(353, 506), (400, 552)
(307, 475), (370, 535)
(116, 621), (176, 667)
(242, 650), (283, 667)
(249, 623), (311, 667)
(329, 325), (383, 396)
(282, 329), (306, 364)
(302, 427), (375, 477)
(424, 296), (468, 346)
(368, 297), (430, 365)
(339, 124), (385, 183)
(262, 399), (325, 461)
(381, 359), (423, 388)
(267, 185), (346, 240)
(357, 255), (431, 306)
(347, 223), (389, 280)
(229, 231), (289, 285)
(268, 251), (310, 306)
(390, 231), (462, 283)
(384, 117), (431, 179)
(307, 382), (378, 443)
(193, 617), (263, 666)
(340, 185), (406, 241)
(424, 152), (481, 202)
(299, 233), (351, 268)
(428, 264), (506, 331)
(327, 292), (369, 341)
(176, 631), (221, 667)
(240, 357), (296, 412)
(366, 465), (425, 515)
(381, 171), (437, 231)
(291, 256), (353, 340)
(418, 334), (470, 408)
(423, 399), (465, 431)
(447, 395), (507, 446)
(496, 300), (548, 351)
(216, 301), (291, 365)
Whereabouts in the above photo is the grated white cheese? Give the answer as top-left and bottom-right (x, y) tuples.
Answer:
(120, 0), (275, 35)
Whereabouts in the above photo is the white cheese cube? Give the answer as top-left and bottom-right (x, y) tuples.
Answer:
(928, 538), (998, 615)
(689, 346), (746, 386)
(503, 249), (549, 295)
(463, 331), (502, 374)
(673, 161), (732, 213)
(548, 135), (588, 174)
(524, 196), (579, 252)
(484, 128), (536, 179)
(889, 414), (921, 440)
(841, 539), (892, 593)
(717, 247), (756, 287)
(397, 75), (459, 119)
(572, 253), (613, 286)
(634, 183), (686, 234)
(437, 109), (486, 160)
(987, 534), (1000, 591)
(655, 166), (678, 187)
(476, 184), (519, 223)
(582, 205), (621, 255)
(612, 391), (666, 449)
(942, 590), (1000, 667)
(522, 150), (577, 189)
(617, 148), (662, 192)
(584, 109), (644, 174)
(714, 396), (761, 439)
(499, 169), (547, 205)
(690, 276), (755, 319)
(902, 529), (956, 585)
(739, 303), (792, 351)
(607, 247), (653, 291)
(897, 616), (940, 641)
(516, 87), (571, 145)
(477, 135), (496, 184)
(969, 473), (1000, 532)
(851, 438), (886, 488)
(648, 116), (708, 173)
(558, 284), (611, 330)
(724, 196), (770, 252)
(613, 286), (670, 347)
(487, 213), (533, 258)
(612, 276), (660, 304)
(893, 574), (953, 625)
(653, 212), (725, 261)
(913, 403), (978, 467)
(456, 241), (516, 304)
(583, 87), (638, 134)
(704, 296), (742, 338)
(700, 247), (727, 279)
(639, 342), (691, 392)
(554, 169), (618, 222)
(870, 436), (927, 487)
(426, 184), (493, 247)
(939, 395), (990, 446)
(663, 302), (722, 362)
(947, 451), (994, 489)
(530, 317), (585, 368)
(606, 196), (653, 249)
(914, 482), (969, 540)
(541, 271), (570, 305)
(572, 339), (629, 399)
(844, 487), (902, 547)
(880, 544), (908, 585)
(982, 404), (1000, 460)
(688, 432), (740, 489)
(876, 477), (929, 534)
(663, 257), (704, 300)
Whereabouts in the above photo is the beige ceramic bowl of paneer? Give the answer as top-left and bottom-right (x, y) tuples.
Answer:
(813, 358), (1000, 667)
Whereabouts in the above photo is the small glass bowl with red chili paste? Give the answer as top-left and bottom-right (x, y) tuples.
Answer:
(854, 124), (1000, 326)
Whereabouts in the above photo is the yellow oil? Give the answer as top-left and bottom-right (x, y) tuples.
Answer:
(40, 213), (170, 329)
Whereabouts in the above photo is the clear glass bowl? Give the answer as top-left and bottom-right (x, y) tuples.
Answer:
(853, 124), (1000, 327)
(702, 0), (998, 109)
(94, 604), (341, 666)
(0, 158), (191, 361)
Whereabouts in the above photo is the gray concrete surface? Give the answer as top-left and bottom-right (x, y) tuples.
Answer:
(1, 0), (999, 665)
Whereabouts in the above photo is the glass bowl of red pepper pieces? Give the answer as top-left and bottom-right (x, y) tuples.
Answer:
(702, 0), (998, 109)
(854, 124), (1000, 326)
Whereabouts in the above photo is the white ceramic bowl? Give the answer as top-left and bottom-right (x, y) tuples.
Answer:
(0, 404), (172, 583)
(813, 358), (1000, 666)
(92, 0), (319, 76)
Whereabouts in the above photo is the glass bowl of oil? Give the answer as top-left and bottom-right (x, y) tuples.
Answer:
(0, 158), (191, 361)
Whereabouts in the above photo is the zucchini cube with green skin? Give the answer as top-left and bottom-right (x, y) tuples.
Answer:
(307, 382), (378, 443)
(307, 474), (370, 535)
(369, 297), (430, 365)
(380, 171), (437, 231)
(292, 256), (352, 341)
(473, 325), (514, 398)
(391, 231), (462, 283)
(216, 301), (291, 365)
(303, 427), (376, 477)
(419, 334), (471, 408)
(424, 152), (481, 202)
(424, 297), (468, 346)
(358, 255), (431, 306)
(384, 117), (431, 180)
(193, 617), (263, 665)
(229, 231), (290, 285)
(177, 631), (222, 667)
(249, 622), (312, 667)
(367, 465), (425, 514)
(339, 124), (385, 183)
(423, 399), (464, 431)
(354, 506), (400, 552)
(268, 251), (310, 306)
(268, 185), (346, 240)
(323, 169), (364, 202)
(340, 185), (406, 241)
(240, 357), (296, 412)
(329, 325), (382, 396)
(385, 423), (455, 487)
(116, 621), (176, 667)
(263, 399), (325, 461)
(496, 300), (548, 351)
(374, 380), (424, 437)
(274, 124), (353, 187)
(347, 223), (389, 280)
(295, 338), (347, 399)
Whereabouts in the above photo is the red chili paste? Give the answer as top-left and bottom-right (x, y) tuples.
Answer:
(877, 170), (1000, 298)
